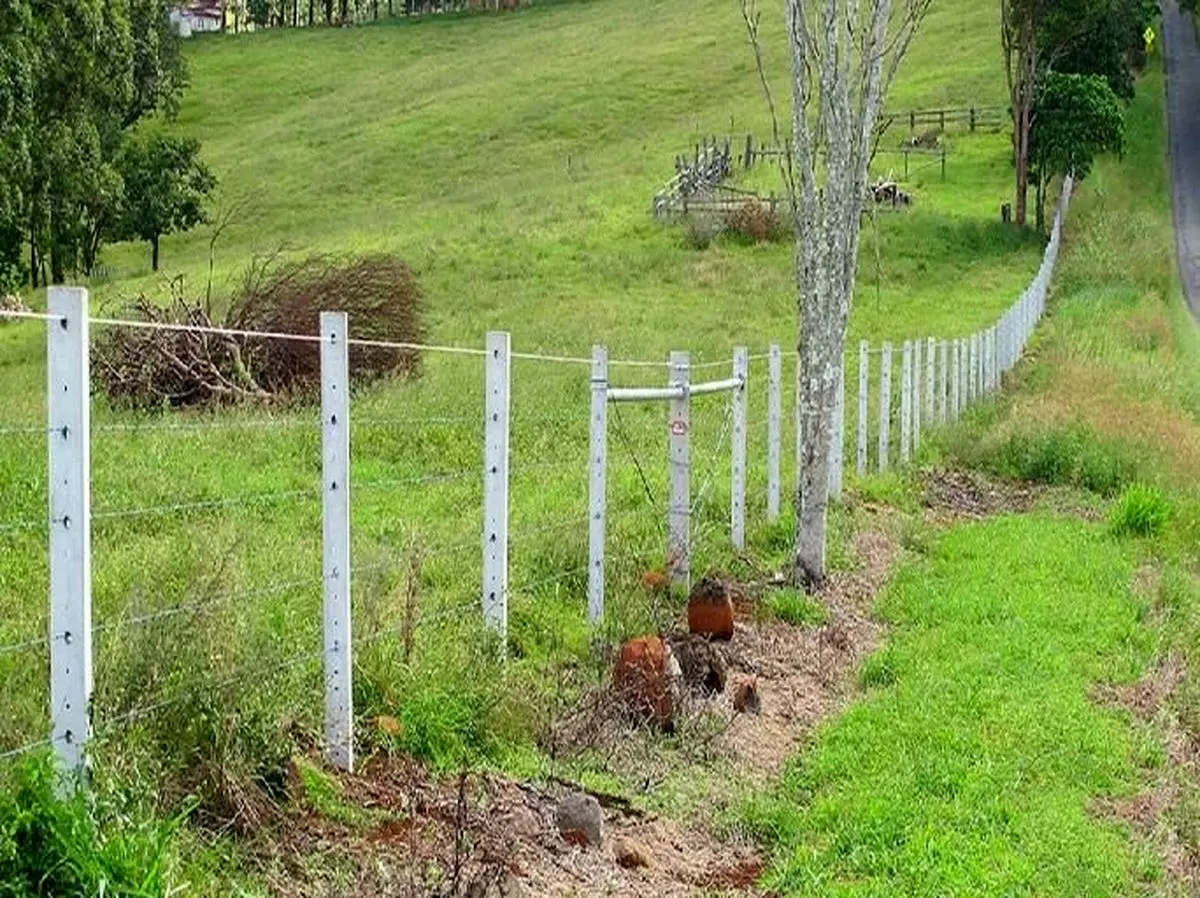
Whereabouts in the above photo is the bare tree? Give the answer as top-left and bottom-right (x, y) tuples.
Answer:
(765, 0), (929, 587)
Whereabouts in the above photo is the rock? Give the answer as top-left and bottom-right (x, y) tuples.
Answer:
(666, 632), (727, 695)
(732, 675), (760, 714)
(614, 636), (677, 729)
(554, 792), (602, 847)
(500, 804), (541, 840)
(614, 836), (653, 869)
(687, 576), (735, 640)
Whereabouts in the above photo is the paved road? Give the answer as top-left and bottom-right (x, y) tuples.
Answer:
(1164, 1), (1200, 319)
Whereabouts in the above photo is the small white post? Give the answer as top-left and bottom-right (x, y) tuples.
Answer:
(766, 344), (782, 522)
(483, 331), (511, 640)
(320, 312), (353, 772)
(900, 341), (912, 463)
(47, 286), (92, 788)
(857, 341), (869, 477)
(731, 347), (748, 550)
(951, 340), (962, 420)
(587, 346), (608, 625)
(938, 340), (948, 423)
(668, 352), (690, 592)
(968, 334), (978, 405)
(925, 337), (936, 425)
(878, 342), (892, 471)
(912, 339), (922, 451)
(829, 357), (845, 500)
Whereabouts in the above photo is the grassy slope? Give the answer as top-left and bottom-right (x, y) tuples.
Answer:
(0, 0), (1031, 758)
(750, 62), (1200, 895)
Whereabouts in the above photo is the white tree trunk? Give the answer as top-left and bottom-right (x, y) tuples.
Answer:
(785, 0), (921, 588)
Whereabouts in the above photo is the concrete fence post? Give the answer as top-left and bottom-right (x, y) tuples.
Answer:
(939, 340), (948, 423)
(668, 352), (691, 592)
(587, 346), (608, 624)
(320, 311), (353, 772)
(878, 342), (892, 471)
(483, 332), (511, 641)
(951, 339), (962, 421)
(900, 341), (912, 463)
(925, 337), (936, 425)
(47, 286), (93, 789)
(912, 339), (922, 451)
(731, 347), (748, 550)
(766, 344), (781, 522)
(857, 341), (869, 477)
(829, 357), (845, 500)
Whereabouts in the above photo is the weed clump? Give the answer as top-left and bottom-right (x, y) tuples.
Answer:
(1110, 483), (1172, 538)
(766, 589), (829, 627)
(725, 199), (787, 244)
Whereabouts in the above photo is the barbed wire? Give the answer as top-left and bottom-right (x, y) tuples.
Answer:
(352, 416), (479, 430)
(91, 488), (318, 522)
(92, 576), (323, 637)
(0, 518), (48, 536)
(0, 736), (58, 763)
(94, 419), (316, 435)
(507, 562), (590, 596)
(0, 633), (54, 657)
(354, 601), (481, 650)
(355, 537), (480, 575)
(692, 401), (736, 518)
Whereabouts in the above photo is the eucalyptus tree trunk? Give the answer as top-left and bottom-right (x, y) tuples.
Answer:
(783, 0), (927, 588)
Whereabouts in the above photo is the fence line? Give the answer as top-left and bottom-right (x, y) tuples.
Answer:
(2, 176), (1071, 786)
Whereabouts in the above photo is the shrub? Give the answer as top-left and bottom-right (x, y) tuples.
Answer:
(724, 199), (787, 244)
(683, 213), (723, 249)
(1110, 483), (1172, 538)
(767, 589), (829, 627)
(93, 253), (424, 409)
(0, 755), (184, 896)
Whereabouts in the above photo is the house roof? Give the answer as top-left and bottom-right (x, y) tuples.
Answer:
(174, 0), (223, 17)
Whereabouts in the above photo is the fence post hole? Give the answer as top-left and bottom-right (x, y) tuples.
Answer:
(925, 337), (936, 424)
(900, 341), (912, 463)
(857, 341), (869, 477)
(829, 357), (845, 500)
(912, 339), (922, 451)
(767, 344), (782, 522)
(951, 340), (962, 420)
(47, 286), (92, 789)
(483, 331), (511, 642)
(587, 345), (608, 625)
(878, 342), (892, 471)
(668, 351), (691, 593)
(320, 311), (353, 772)
(731, 347), (748, 550)
(939, 340), (949, 423)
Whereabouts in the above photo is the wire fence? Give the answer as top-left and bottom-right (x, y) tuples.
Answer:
(0, 178), (1072, 781)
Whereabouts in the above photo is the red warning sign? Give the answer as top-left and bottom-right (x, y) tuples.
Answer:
(670, 419), (688, 436)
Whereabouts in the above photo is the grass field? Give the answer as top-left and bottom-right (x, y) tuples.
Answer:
(739, 62), (1200, 894)
(7, 0), (1197, 893)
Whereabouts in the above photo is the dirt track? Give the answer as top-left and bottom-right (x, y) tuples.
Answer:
(1164, 1), (1200, 319)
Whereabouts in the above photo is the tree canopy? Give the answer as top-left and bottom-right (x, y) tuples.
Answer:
(0, 0), (201, 288)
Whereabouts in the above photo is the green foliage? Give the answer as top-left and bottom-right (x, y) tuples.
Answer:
(752, 517), (1155, 894)
(1045, 0), (1156, 101)
(0, 756), (184, 897)
(1031, 72), (1125, 184)
(115, 131), (215, 270)
(946, 425), (1142, 496)
(766, 589), (829, 627)
(1109, 483), (1172, 538)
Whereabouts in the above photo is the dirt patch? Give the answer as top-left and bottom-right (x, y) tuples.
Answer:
(921, 467), (1100, 524)
(258, 758), (773, 897)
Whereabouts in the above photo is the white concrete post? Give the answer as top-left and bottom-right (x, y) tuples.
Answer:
(829, 357), (845, 500)
(47, 287), (92, 788)
(668, 352), (690, 592)
(587, 346), (608, 625)
(939, 340), (948, 423)
(857, 341), (869, 477)
(912, 339), (922, 451)
(968, 333), (978, 405)
(878, 342), (892, 471)
(731, 347), (748, 550)
(766, 344), (781, 522)
(483, 332), (511, 640)
(900, 341), (912, 463)
(925, 337), (936, 425)
(951, 340), (962, 421)
(320, 312), (353, 772)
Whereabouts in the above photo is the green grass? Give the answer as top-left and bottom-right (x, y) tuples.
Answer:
(765, 588), (829, 627)
(748, 517), (1155, 896)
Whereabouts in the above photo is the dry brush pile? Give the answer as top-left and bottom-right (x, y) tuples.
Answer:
(92, 254), (425, 409)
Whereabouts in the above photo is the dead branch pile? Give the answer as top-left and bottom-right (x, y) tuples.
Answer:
(93, 254), (424, 409)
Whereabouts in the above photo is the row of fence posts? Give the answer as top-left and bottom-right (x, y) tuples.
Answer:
(38, 175), (1067, 786)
